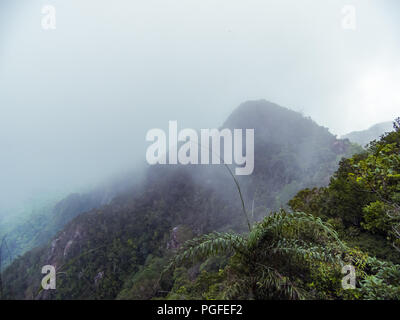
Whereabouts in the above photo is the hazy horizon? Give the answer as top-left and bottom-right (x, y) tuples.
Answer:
(1, 0), (399, 216)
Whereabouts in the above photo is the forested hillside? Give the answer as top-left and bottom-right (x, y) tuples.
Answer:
(0, 171), (143, 271)
(0, 101), (366, 299)
(160, 118), (400, 300)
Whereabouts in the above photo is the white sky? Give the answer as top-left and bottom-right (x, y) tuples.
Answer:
(0, 0), (399, 214)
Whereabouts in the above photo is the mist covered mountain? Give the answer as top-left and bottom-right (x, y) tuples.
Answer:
(0, 171), (144, 271)
(0, 100), (359, 299)
(342, 121), (394, 147)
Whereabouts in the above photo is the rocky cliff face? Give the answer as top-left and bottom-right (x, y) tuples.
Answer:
(1, 170), (143, 270)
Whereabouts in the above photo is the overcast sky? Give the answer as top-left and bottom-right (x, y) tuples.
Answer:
(0, 0), (399, 215)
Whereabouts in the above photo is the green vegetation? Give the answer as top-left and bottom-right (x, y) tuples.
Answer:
(163, 118), (400, 300)
(289, 118), (400, 264)
(164, 211), (347, 299)
(1, 103), (399, 300)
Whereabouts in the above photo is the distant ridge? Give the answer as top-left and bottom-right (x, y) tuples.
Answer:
(342, 121), (394, 147)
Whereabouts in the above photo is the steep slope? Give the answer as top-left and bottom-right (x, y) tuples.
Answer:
(1, 100), (358, 299)
(0, 171), (143, 270)
(342, 121), (394, 147)
(290, 118), (400, 264)
(223, 100), (360, 219)
(1, 193), (109, 269)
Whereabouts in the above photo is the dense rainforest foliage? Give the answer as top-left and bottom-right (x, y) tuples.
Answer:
(159, 118), (400, 300)
(1, 101), (398, 300)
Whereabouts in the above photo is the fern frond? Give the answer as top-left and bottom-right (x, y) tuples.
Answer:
(255, 263), (306, 300)
(247, 211), (345, 250)
(272, 239), (343, 265)
(164, 232), (246, 273)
